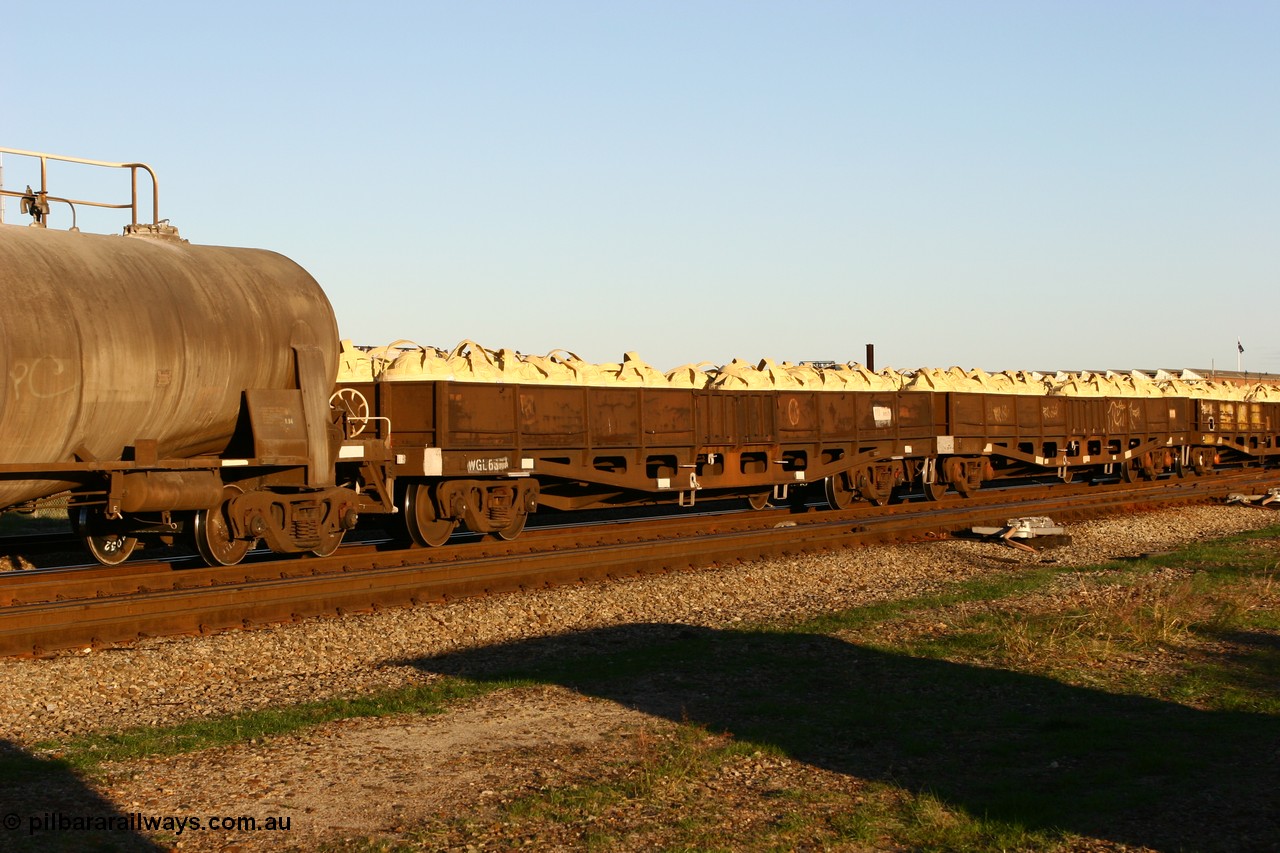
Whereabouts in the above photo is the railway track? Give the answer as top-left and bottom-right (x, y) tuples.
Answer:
(1, 469), (1276, 657)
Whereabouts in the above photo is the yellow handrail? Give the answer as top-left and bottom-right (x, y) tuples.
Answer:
(0, 146), (159, 229)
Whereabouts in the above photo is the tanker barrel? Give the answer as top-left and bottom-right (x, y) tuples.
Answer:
(0, 224), (340, 511)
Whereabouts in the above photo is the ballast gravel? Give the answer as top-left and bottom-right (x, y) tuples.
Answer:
(0, 504), (1275, 745)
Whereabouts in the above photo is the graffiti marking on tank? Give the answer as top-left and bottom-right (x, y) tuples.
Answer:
(9, 357), (78, 400)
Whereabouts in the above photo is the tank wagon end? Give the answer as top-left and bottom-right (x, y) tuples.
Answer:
(0, 147), (389, 565)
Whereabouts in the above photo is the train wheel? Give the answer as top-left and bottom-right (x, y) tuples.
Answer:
(856, 467), (890, 506)
(943, 458), (972, 498)
(75, 507), (138, 566)
(1139, 452), (1163, 480)
(192, 486), (252, 567)
(310, 529), (345, 558)
(923, 481), (949, 501)
(403, 482), (456, 547)
(824, 474), (855, 510)
(747, 492), (772, 511)
(496, 508), (529, 541)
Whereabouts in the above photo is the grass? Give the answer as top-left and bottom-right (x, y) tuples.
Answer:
(9, 522), (1280, 852)
(28, 676), (515, 774)
(871, 533), (1280, 714)
(0, 511), (69, 535)
(0, 493), (70, 530)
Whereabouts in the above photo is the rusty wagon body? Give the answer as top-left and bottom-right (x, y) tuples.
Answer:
(331, 376), (1280, 545)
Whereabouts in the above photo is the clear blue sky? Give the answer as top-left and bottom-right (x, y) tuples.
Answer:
(5, 1), (1276, 374)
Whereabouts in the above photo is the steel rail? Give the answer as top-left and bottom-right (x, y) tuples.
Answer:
(0, 469), (1241, 605)
(0, 470), (1275, 657)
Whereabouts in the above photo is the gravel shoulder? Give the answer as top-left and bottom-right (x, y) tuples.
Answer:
(1, 504), (1276, 851)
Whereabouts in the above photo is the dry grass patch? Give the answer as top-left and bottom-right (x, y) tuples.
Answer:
(832, 533), (1280, 711)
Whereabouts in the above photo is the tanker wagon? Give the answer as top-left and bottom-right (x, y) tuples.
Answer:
(0, 147), (387, 565)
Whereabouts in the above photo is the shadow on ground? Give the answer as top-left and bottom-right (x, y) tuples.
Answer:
(407, 623), (1280, 852)
(0, 740), (165, 852)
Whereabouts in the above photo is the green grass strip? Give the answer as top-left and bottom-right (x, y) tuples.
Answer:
(788, 522), (1280, 638)
(29, 676), (523, 775)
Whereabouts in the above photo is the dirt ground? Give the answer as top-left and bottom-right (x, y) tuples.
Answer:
(100, 686), (656, 851)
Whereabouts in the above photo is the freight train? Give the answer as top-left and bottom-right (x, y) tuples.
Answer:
(329, 344), (1280, 550)
(1, 148), (1277, 566)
